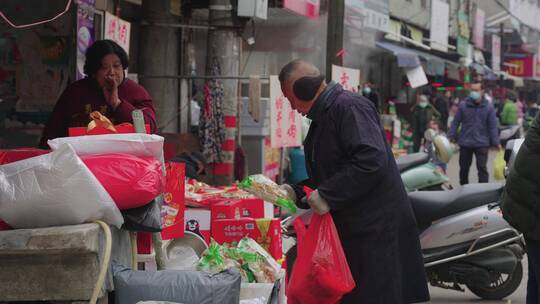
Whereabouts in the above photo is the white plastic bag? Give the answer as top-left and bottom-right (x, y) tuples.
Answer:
(0, 144), (123, 228)
(47, 133), (165, 161)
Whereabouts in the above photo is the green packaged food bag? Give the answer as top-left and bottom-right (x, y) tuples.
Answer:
(239, 174), (297, 213)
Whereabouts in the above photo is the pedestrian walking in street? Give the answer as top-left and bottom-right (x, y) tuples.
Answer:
(412, 93), (440, 152)
(278, 59), (429, 304)
(448, 82), (501, 185)
(501, 110), (540, 304)
(361, 82), (380, 113)
(501, 91), (519, 126)
(425, 119), (447, 173)
(433, 90), (451, 132)
(448, 96), (460, 128)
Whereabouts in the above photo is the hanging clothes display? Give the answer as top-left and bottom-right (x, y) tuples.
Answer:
(199, 58), (226, 164)
(248, 75), (261, 123)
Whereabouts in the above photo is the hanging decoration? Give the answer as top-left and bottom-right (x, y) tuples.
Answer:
(0, 0), (72, 29)
(199, 57), (226, 164)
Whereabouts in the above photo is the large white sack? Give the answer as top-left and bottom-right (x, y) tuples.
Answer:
(47, 133), (164, 161)
(0, 144), (123, 228)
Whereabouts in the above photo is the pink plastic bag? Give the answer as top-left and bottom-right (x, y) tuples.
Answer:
(81, 154), (164, 210)
(288, 213), (356, 304)
(0, 220), (11, 231)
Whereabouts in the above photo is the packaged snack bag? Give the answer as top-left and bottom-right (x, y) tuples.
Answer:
(239, 175), (296, 213)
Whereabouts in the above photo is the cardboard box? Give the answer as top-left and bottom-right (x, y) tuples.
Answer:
(212, 218), (282, 260)
(211, 198), (266, 222)
(161, 162), (186, 240)
(184, 208), (211, 244)
(211, 199), (275, 223)
(137, 232), (153, 254)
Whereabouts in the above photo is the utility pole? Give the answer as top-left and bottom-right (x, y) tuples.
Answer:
(500, 22), (504, 72)
(326, 0), (345, 81)
(207, 0), (240, 185)
(140, 0), (179, 133)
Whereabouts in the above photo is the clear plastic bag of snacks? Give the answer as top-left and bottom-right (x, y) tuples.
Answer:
(238, 175), (296, 214)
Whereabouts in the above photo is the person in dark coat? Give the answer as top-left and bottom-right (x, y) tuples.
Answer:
(448, 82), (501, 185)
(171, 151), (206, 180)
(433, 91), (451, 131)
(502, 110), (540, 304)
(411, 94), (440, 152)
(279, 60), (429, 304)
(361, 82), (380, 112)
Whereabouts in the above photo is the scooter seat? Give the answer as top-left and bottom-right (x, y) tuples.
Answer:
(396, 152), (430, 172)
(409, 183), (504, 226)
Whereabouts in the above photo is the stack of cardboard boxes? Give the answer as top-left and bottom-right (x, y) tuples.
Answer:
(138, 164), (283, 261)
(185, 198), (282, 260)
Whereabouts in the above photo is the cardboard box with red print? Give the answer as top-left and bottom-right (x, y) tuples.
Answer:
(210, 198), (270, 222)
(212, 218), (282, 260)
(160, 162), (186, 240)
(184, 208), (211, 244)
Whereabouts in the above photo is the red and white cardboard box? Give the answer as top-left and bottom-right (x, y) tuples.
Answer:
(161, 162), (186, 240)
(212, 218), (282, 260)
(184, 208), (211, 244)
(211, 198), (275, 222)
(137, 232), (153, 254)
(211, 198), (268, 222)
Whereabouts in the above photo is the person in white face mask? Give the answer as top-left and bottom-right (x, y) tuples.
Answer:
(411, 92), (440, 152)
(448, 82), (502, 185)
(361, 82), (380, 113)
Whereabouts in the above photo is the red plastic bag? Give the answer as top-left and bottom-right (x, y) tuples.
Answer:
(0, 220), (12, 231)
(288, 213), (356, 304)
(68, 124), (151, 136)
(0, 148), (50, 165)
(81, 154), (164, 210)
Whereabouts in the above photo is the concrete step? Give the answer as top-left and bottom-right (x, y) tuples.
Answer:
(0, 224), (109, 302)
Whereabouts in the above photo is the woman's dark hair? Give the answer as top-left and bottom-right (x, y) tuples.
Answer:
(83, 39), (129, 76)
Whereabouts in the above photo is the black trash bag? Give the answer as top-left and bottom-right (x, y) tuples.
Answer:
(121, 198), (162, 232)
(113, 264), (241, 304)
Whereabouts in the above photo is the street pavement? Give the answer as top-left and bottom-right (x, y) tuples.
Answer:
(428, 149), (527, 303)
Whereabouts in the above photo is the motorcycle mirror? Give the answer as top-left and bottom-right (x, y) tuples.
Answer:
(433, 135), (454, 163)
(424, 129), (436, 142)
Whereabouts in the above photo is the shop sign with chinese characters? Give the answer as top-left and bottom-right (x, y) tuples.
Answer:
(76, 0), (95, 80)
(269, 76), (303, 148)
(492, 34), (501, 72)
(331, 64), (360, 93)
(104, 12), (131, 54)
(283, 0), (320, 19)
(536, 45), (540, 78)
(505, 56), (534, 77)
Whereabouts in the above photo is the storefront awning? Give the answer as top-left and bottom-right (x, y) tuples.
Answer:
(471, 62), (498, 80)
(376, 41), (460, 76)
(495, 71), (525, 87)
(376, 41), (421, 67)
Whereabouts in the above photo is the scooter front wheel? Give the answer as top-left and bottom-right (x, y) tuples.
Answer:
(466, 260), (523, 300)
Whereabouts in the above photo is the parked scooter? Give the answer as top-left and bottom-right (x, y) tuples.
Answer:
(504, 138), (524, 176)
(283, 183), (525, 300)
(398, 152), (450, 191)
(398, 131), (454, 192)
(409, 183), (524, 300)
(499, 125), (521, 147)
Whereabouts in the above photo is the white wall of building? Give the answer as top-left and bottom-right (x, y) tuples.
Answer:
(508, 0), (540, 32)
(389, 0), (461, 38)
